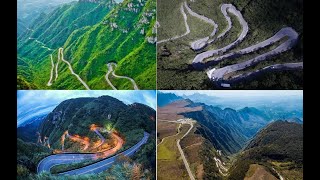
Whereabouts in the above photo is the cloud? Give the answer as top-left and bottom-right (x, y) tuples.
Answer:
(17, 90), (156, 126)
(158, 90), (303, 111)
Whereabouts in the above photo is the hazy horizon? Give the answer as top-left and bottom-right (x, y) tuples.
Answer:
(17, 90), (156, 127)
(158, 90), (303, 113)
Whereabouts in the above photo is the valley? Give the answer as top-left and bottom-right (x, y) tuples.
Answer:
(157, 91), (303, 179)
(17, 0), (156, 90)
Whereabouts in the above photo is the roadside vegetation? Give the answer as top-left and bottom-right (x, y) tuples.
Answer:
(157, 0), (303, 89)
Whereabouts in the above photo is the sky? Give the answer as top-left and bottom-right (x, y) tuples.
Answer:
(160, 90), (302, 98)
(17, 90), (156, 127)
(159, 90), (303, 111)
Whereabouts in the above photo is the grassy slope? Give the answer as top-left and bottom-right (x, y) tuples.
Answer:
(17, 0), (156, 89)
(228, 121), (303, 180)
(157, 124), (190, 180)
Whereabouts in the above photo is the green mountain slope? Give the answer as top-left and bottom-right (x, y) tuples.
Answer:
(17, 0), (156, 89)
(17, 138), (52, 179)
(228, 121), (303, 180)
(39, 95), (155, 151)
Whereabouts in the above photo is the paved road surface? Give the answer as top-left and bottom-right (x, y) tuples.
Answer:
(214, 157), (228, 176)
(47, 55), (54, 86)
(184, 2), (218, 50)
(37, 132), (149, 176)
(204, 27), (298, 66)
(105, 63), (139, 90)
(157, 123), (181, 146)
(226, 62), (303, 85)
(176, 122), (195, 180)
(272, 168), (284, 180)
(93, 129), (106, 149)
(159, 120), (195, 180)
(58, 132), (149, 176)
(157, 3), (190, 44)
(193, 4), (249, 66)
(105, 63), (117, 90)
(206, 29), (299, 83)
(59, 48), (90, 90)
(55, 48), (60, 81)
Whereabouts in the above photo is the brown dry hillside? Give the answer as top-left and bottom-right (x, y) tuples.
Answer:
(157, 99), (202, 121)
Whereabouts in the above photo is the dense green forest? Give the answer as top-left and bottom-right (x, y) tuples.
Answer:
(17, 95), (156, 179)
(17, 138), (52, 179)
(39, 96), (155, 152)
(157, 0), (303, 89)
(17, 0), (156, 90)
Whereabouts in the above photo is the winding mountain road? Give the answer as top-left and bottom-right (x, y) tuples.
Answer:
(184, 2), (218, 50)
(29, 37), (89, 89)
(47, 55), (54, 86)
(59, 48), (90, 90)
(92, 128), (106, 149)
(225, 62), (303, 84)
(157, 123), (181, 146)
(37, 132), (149, 176)
(159, 119), (195, 180)
(59, 132), (149, 176)
(105, 63), (117, 90)
(157, 3), (190, 44)
(105, 62), (139, 90)
(204, 27), (298, 67)
(192, 4), (249, 66)
(177, 121), (195, 180)
(214, 157), (228, 176)
(158, 2), (303, 87)
(206, 28), (299, 83)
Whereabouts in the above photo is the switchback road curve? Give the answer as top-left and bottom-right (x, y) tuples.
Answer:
(105, 62), (139, 90)
(37, 132), (149, 176)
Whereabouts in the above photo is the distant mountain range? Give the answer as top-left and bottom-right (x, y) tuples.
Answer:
(17, 0), (75, 36)
(182, 103), (273, 154)
(158, 92), (303, 120)
(17, 114), (47, 143)
(157, 95), (303, 179)
(18, 0), (156, 89)
(38, 95), (155, 150)
(158, 92), (302, 156)
(157, 92), (183, 107)
(17, 95), (156, 179)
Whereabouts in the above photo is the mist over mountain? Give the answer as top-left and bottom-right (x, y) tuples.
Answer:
(158, 91), (303, 120)
(157, 91), (183, 107)
(17, 0), (76, 36)
(18, 114), (47, 143)
(158, 91), (302, 155)
(17, 104), (57, 127)
(18, 0), (156, 90)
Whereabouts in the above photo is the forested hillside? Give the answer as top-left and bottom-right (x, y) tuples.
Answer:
(17, 0), (156, 90)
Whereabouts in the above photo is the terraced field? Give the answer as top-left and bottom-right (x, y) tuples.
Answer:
(157, 0), (303, 89)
